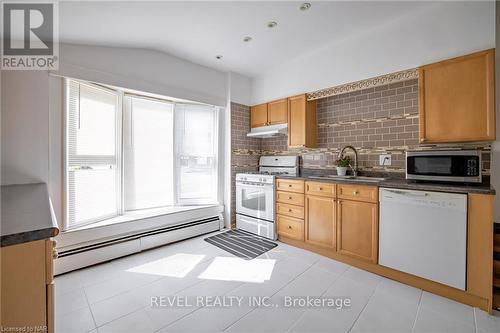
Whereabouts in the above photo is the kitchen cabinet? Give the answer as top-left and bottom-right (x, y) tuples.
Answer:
(305, 181), (336, 249)
(277, 214), (304, 241)
(277, 178), (305, 193)
(337, 199), (378, 263)
(276, 179), (305, 241)
(276, 190), (304, 206)
(419, 49), (496, 143)
(268, 98), (288, 125)
(337, 184), (378, 203)
(250, 99), (288, 128)
(1, 239), (57, 333)
(250, 103), (268, 128)
(305, 195), (336, 248)
(288, 94), (317, 148)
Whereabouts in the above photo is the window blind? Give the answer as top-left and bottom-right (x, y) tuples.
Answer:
(123, 95), (175, 210)
(175, 103), (218, 205)
(66, 80), (120, 228)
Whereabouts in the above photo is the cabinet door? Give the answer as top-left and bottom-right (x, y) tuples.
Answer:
(288, 95), (306, 147)
(0, 240), (47, 328)
(305, 195), (336, 248)
(419, 49), (496, 143)
(268, 98), (288, 125)
(337, 200), (378, 263)
(250, 103), (268, 128)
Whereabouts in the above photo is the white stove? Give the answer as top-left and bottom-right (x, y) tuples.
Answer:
(235, 156), (299, 240)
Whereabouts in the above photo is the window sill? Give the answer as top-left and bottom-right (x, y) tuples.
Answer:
(66, 205), (218, 232)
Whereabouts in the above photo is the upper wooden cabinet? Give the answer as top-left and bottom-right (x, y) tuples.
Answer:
(419, 49), (496, 143)
(288, 94), (317, 148)
(250, 103), (268, 128)
(250, 98), (288, 128)
(268, 98), (288, 125)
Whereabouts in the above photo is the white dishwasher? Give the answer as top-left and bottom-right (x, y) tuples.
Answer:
(379, 188), (467, 290)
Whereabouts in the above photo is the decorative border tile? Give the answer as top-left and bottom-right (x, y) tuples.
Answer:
(307, 68), (419, 101)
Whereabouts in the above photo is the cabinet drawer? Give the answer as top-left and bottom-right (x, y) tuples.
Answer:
(277, 191), (304, 206)
(277, 215), (304, 241)
(277, 179), (305, 193)
(305, 181), (336, 197)
(277, 202), (304, 219)
(338, 184), (378, 203)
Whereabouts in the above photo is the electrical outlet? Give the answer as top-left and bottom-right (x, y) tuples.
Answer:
(379, 154), (392, 166)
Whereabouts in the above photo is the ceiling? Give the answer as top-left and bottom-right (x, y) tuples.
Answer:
(58, 1), (434, 78)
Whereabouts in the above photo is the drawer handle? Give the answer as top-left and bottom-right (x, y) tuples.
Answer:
(288, 209), (293, 212)
(288, 184), (292, 187)
(288, 225), (292, 229)
(319, 187), (323, 190)
(288, 196), (292, 200)
(353, 191), (358, 195)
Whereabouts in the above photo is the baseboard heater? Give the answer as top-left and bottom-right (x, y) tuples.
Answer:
(55, 216), (221, 275)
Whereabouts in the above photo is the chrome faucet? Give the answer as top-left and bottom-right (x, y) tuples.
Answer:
(338, 145), (359, 177)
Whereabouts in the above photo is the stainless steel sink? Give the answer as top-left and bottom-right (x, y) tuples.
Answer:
(308, 175), (385, 182)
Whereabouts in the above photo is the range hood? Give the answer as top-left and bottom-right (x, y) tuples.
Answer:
(247, 123), (288, 138)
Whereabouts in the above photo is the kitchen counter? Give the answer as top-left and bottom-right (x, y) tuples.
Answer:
(277, 169), (496, 195)
(1, 183), (59, 247)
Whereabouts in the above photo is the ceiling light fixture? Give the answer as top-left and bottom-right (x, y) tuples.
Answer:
(243, 36), (252, 42)
(215, 55), (223, 60)
(300, 3), (311, 11)
(267, 21), (278, 28)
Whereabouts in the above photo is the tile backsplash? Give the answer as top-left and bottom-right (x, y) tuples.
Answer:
(232, 78), (491, 175)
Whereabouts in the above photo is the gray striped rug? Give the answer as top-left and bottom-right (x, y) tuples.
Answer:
(204, 230), (277, 260)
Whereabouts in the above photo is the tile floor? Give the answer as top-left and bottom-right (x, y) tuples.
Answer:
(55, 231), (500, 333)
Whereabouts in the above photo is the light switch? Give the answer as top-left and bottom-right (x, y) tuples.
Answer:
(379, 154), (392, 166)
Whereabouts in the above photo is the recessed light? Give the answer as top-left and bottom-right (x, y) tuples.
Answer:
(243, 36), (252, 42)
(300, 3), (311, 11)
(215, 55), (223, 60)
(267, 21), (278, 28)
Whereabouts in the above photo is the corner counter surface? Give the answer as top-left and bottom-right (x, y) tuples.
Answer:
(277, 169), (496, 195)
(1, 183), (59, 247)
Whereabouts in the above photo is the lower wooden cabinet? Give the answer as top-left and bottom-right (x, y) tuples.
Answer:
(305, 194), (336, 248)
(0, 239), (56, 333)
(337, 199), (378, 263)
(277, 214), (304, 241)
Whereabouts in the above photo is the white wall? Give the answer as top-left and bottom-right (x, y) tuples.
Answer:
(56, 43), (230, 107)
(251, 1), (495, 104)
(1, 71), (50, 185)
(229, 72), (252, 106)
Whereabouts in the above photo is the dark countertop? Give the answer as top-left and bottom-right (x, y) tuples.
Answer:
(277, 169), (495, 195)
(1, 183), (59, 247)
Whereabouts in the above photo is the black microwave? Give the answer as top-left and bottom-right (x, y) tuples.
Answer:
(406, 150), (482, 183)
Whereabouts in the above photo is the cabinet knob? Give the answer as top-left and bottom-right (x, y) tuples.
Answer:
(288, 225), (292, 229)
(353, 191), (358, 195)
(288, 196), (292, 200)
(288, 184), (292, 187)
(288, 209), (293, 212)
(319, 187), (323, 190)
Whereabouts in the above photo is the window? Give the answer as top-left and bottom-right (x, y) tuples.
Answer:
(123, 96), (174, 210)
(66, 80), (120, 227)
(65, 79), (219, 230)
(175, 104), (218, 204)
